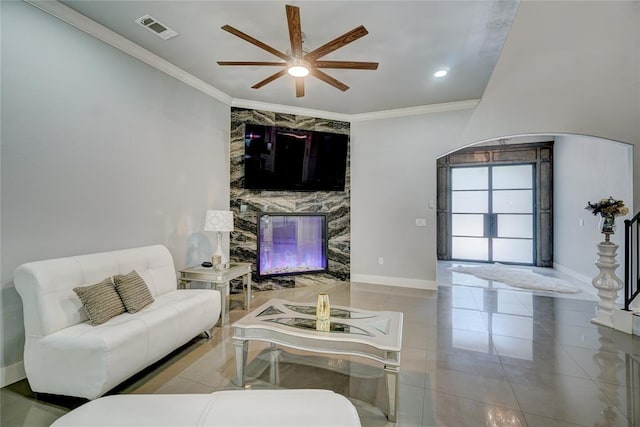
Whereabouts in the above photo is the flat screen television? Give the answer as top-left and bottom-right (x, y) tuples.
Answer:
(243, 124), (348, 191)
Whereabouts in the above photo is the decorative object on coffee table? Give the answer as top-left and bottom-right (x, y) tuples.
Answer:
(316, 293), (330, 320)
(204, 210), (234, 269)
(585, 197), (628, 328)
(316, 319), (330, 331)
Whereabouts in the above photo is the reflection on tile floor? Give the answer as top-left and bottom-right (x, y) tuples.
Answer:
(2, 263), (639, 426)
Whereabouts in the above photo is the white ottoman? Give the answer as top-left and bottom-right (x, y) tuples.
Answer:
(51, 389), (361, 426)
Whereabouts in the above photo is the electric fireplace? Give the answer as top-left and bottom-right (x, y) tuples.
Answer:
(257, 212), (328, 278)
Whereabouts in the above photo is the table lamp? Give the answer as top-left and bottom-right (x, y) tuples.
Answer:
(204, 210), (234, 269)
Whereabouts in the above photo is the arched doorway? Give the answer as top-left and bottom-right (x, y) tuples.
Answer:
(437, 134), (633, 284)
(437, 140), (553, 267)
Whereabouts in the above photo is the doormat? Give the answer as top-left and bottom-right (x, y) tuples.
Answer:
(448, 263), (581, 293)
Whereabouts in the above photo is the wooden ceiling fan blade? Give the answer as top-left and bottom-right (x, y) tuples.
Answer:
(286, 5), (303, 58)
(310, 69), (349, 91)
(221, 25), (290, 61)
(305, 25), (369, 62)
(314, 60), (379, 70)
(251, 69), (288, 89)
(217, 61), (287, 66)
(295, 78), (305, 97)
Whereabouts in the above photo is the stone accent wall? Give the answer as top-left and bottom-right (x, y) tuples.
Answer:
(229, 107), (350, 292)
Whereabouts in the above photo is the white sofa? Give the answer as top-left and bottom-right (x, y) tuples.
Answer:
(14, 244), (220, 400)
(50, 389), (361, 426)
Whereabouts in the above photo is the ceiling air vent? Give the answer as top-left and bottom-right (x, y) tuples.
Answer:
(135, 15), (178, 40)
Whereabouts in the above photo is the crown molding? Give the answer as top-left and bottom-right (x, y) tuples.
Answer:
(231, 99), (351, 122)
(24, 0), (233, 105)
(349, 99), (480, 122)
(231, 98), (479, 122)
(25, 0), (478, 121)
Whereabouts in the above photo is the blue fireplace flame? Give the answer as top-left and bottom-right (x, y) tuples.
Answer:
(258, 213), (328, 277)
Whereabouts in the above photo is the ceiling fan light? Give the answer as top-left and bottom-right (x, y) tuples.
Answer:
(434, 69), (448, 78)
(288, 65), (309, 77)
(287, 58), (310, 77)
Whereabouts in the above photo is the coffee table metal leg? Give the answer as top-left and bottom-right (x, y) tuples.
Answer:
(233, 338), (248, 386)
(384, 364), (399, 422)
(269, 343), (280, 385)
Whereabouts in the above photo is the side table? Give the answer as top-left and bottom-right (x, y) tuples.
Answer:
(178, 262), (252, 326)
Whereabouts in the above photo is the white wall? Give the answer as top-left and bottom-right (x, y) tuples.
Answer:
(0, 2), (230, 383)
(554, 135), (633, 282)
(350, 110), (474, 289)
(461, 1), (640, 203)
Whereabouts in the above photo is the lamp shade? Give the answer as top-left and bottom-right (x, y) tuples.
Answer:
(204, 210), (234, 232)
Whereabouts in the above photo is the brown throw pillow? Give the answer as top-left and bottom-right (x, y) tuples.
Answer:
(113, 270), (155, 313)
(74, 277), (126, 325)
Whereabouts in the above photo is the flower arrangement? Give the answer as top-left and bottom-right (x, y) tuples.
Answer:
(585, 197), (629, 217)
(585, 196), (629, 240)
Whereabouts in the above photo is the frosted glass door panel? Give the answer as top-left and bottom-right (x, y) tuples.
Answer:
(493, 239), (533, 263)
(492, 165), (533, 189)
(493, 190), (533, 213)
(452, 237), (488, 260)
(451, 167), (488, 190)
(452, 214), (485, 237)
(497, 215), (533, 238)
(449, 163), (536, 265)
(452, 191), (488, 213)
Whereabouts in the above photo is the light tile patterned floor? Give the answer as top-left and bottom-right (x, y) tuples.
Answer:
(2, 263), (639, 426)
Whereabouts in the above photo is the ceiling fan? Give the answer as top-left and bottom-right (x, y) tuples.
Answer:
(217, 4), (379, 97)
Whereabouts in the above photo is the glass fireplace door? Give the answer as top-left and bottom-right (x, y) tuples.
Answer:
(451, 164), (534, 264)
(257, 213), (328, 277)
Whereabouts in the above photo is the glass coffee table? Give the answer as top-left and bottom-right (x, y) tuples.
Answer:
(232, 298), (403, 421)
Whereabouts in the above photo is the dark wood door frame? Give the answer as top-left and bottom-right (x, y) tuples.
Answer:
(437, 142), (554, 267)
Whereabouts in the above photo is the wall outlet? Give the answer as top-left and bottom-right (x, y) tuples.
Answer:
(579, 218), (585, 226)
(378, 257), (384, 265)
(415, 218), (427, 227)
(428, 200), (435, 209)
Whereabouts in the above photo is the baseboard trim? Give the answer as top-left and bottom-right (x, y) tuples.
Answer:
(552, 263), (593, 285)
(1, 361), (26, 388)
(350, 274), (437, 290)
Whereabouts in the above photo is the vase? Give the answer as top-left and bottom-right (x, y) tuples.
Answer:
(599, 214), (616, 242)
(316, 293), (330, 321)
(316, 319), (330, 332)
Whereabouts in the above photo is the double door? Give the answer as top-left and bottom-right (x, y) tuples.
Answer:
(450, 164), (535, 264)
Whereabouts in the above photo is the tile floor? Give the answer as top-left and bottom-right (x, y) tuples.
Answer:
(2, 263), (639, 426)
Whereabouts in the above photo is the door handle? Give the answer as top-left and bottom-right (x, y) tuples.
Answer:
(483, 214), (491, 238)
(492, 213), (498, 238)
(484, 213), (498, 238)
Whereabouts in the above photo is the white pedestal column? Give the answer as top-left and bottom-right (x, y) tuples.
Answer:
(591, 241), (624, 328)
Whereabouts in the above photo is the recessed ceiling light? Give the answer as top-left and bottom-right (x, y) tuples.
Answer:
(434, 69), (448, 78)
